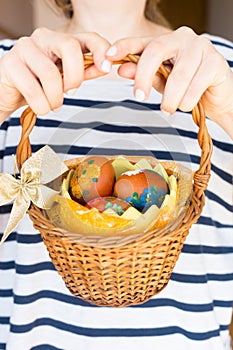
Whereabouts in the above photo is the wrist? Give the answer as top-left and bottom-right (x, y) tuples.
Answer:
(214, 111), (233, 139)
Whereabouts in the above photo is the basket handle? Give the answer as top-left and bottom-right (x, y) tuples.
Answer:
(16, 53), (213, 199)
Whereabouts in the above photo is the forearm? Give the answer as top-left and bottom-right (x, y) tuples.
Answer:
(0, 110), (12, 126)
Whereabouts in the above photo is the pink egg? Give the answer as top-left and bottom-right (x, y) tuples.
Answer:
(86, 196), (131, 215)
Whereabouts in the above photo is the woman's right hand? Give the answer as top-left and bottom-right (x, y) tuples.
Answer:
(0, 27), (111, 124)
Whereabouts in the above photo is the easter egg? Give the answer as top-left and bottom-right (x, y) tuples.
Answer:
(86, 196), (131, 215)
(69, 156), (115, 203)
(114, 169), (169, 211)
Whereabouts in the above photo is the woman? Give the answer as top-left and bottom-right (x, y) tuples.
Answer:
(0, 1), (232, 349)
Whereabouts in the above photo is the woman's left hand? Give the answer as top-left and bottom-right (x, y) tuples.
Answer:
(105, 27), (233, 138)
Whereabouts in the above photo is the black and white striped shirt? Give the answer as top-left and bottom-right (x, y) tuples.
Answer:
(0, 35), (232, 350)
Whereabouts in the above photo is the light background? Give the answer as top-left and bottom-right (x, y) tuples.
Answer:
(0, 0), (232, 41)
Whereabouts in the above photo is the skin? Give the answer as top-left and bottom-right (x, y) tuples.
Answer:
(0, 0), (232, 138)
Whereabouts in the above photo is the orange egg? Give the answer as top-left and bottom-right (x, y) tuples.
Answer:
(114, 169), (168, 211)
(69, 156), (115, 203)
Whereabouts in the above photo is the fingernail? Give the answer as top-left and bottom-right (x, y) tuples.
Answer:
(161, 109), (171, 117)
(106, 45), (117, 56)
(101, 59), (112, 73)
(66, 88), (77, 96)
(135, 89), (145, 102)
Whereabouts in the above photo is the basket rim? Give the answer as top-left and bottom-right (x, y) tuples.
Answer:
(27, 154), (204, 249)
(29, 189), (201, 249)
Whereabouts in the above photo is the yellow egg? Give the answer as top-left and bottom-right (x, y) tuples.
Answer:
(69, 156), (115, 203)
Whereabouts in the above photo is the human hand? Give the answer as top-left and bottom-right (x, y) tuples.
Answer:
(0, 28), (111, 124)
(106, 27), (233, 137)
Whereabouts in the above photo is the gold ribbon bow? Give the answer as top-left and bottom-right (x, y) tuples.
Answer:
(0, 146), (68, 244)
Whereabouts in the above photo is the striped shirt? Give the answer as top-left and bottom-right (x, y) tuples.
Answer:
(0, 34), (232, 350)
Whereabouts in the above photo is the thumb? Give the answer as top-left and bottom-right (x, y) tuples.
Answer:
(84, 65), (108, 80)
(117, 62), (137, 80)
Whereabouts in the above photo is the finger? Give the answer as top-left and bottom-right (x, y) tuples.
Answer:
(76, 32), (112, 73)
(160, 40), (203, 114)
(2, 52), (51, 115)
(12, 63), (51, 115)
(118, 62), (166, 94)
(132, 27), (201, 104)
(133, 38), (179, 101)
(105, 37), (154, 61)
(32, 28), (84, 93)
(15, 36), (63, 111)
(32, 29), (112, 91)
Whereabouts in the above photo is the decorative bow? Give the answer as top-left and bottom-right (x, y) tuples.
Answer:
(0, 146), (68, 244)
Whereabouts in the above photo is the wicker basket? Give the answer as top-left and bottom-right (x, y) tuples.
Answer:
(16, 55), (213, 307)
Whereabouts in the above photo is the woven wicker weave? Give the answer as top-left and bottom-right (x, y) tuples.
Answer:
(16, 54), (213, 307)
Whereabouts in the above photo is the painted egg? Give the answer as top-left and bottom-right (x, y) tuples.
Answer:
(69, 156), (115, 203)
(86, 196), (131, 215)
(114, 169), (169, 211)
